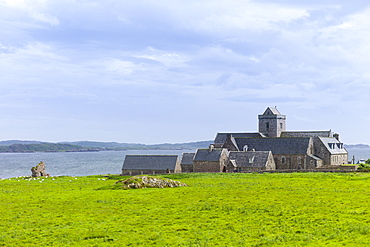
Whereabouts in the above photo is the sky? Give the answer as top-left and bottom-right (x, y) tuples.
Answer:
(1, 0), (370, 144)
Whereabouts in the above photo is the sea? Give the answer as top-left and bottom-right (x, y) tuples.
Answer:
(0, 149), (193, 179)
(0, 148), (369, 179)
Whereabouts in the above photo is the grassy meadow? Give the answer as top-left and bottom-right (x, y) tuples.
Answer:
(1, 172), (370, 246)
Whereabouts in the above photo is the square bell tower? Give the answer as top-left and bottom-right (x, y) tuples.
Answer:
(258, 107), (286, 137)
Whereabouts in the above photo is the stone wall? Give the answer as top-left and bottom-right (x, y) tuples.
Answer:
(274, 154), (309, 170)
(313, 138), (331, 165)
(193, 161), (223, 173)
(121, 169), (174, 176)
(181, 164), (193, 173)
(193, 149), (229, 173)
(258, 115), (286, 137)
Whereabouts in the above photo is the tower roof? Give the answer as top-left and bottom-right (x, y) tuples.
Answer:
(262, 107), (282, 115)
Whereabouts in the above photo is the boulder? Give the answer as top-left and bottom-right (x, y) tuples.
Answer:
(116, 176), (188, 189)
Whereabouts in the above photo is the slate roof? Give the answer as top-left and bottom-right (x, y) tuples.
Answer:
(307, 155), (323, 161)
(318, 137), (347, 155)
(234, 137), (312, 155)
(194, 148), (225, 162)
(229, 151), (271, 168)
(122, 155), (178, 170)
(181, 153), (195, 165)
(281, 131), (332, 138)
(214, 132), (264, 145)
(263, 107), (281, 115)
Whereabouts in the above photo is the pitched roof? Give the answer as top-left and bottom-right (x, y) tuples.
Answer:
(122, 155), (178, 170)
(214, 132), (264, 144)
(318, 137), (347, 154)
(234, 137), (312, 154)
(263, 107), (281, 115)
(180, 153), (195, 165)
(194, 148), (225, 162)
(229, 151), (271, 168)
(281, 131), (332, 138)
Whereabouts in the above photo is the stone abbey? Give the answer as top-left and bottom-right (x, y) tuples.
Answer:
(122, 107), (349, 175)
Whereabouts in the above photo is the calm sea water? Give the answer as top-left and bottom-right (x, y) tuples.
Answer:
(0, 150), (193, 179)
(0, 148), (369, 179)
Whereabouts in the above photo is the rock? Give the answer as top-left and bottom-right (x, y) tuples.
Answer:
(31, 161), (50, 177)
(116, 176), (188, 189)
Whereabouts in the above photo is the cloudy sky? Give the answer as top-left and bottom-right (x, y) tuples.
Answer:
(1, 0), (370, 144)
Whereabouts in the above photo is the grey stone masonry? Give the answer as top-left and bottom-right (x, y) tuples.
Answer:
(258, 107), (286, 137)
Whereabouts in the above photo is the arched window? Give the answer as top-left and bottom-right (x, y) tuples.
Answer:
(281, 156), (286, 164)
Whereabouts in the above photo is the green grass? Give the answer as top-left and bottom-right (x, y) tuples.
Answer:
(2, 173), (370, 246)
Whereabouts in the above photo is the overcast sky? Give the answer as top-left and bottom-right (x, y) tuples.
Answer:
(1, 0), (370, 144)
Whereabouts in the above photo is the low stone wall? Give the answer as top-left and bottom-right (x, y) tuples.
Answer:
(121, 169), (173, 176)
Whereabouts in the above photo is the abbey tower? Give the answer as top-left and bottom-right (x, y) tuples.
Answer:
(258, 107), (286, 137)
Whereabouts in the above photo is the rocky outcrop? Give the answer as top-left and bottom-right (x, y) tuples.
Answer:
(31, 161), (50, 177)
(116, 176), (188, 189)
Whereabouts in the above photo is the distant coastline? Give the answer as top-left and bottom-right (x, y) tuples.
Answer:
(0, 140), (213, 153)
(344, 144), (370, 149)
(0, 140), (367, 153)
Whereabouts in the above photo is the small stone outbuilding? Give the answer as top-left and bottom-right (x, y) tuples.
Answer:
(180, 153), (195, 173)
(193, 146), (229, 173)
(121, 155), (181, 175)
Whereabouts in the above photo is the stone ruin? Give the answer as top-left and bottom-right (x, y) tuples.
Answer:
(116, 175), (188, 189)
(31, 161), (50, 177)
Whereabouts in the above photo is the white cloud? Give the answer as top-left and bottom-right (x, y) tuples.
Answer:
(30, 12), (59, 26)
(1, 0), (25, 8)
(104, 59), (139, 75)
(1, 0), (370, 143)
(133, 47), (190, 67)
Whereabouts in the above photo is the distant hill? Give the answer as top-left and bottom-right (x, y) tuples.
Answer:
(345, 144), (370, 149)
(0, 140), (213, 153)
(0, 140), (43, 146)
(0, 143), (99, 153)
(61, 140), (213, 150)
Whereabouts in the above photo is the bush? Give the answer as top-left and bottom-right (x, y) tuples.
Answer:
(358, 163), (370, 169)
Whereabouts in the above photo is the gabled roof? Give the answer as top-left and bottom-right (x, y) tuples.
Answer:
(229, 151), (272, 168)
(234, 137), (312, 155)
(318, 137), (347, 154)
(180, 153), (195, 165)
(122, 155), (178, 170)
(262, 107), (281, 115)
(281, 131), (332, 138)
(214, 132), (264, 145)
(194, 148), (225, 162)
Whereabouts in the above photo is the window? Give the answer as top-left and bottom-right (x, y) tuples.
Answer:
(281, 156), (286, 164)
(297, 157), (301, 165)
(280, 123), (283, 129)
(266, 122), (270, 131)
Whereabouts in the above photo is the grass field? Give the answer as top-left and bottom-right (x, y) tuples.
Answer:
(1, 172), (370, 246)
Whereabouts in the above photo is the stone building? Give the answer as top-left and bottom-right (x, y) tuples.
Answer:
(213, 107), (347, 170)
(121, 155), (181, 175)
(180, 153), (195, 173)
(193, 146), (229, 173)
(122, 107), (348, 174)
(226, 151), (276, 172)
